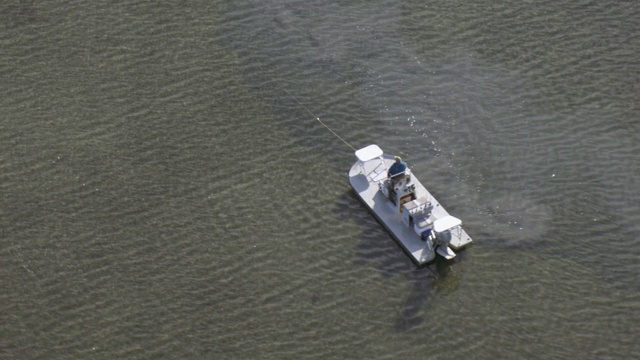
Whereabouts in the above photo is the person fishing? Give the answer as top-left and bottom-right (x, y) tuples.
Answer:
(388, 156), (408, 181)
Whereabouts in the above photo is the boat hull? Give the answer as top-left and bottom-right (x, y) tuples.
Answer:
(349, 154), (473, 266)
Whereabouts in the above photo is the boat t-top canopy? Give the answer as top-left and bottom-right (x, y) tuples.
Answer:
(355, 144), (383, 163)
(434, 215), (462, 233)
(355, 145), (387, 182)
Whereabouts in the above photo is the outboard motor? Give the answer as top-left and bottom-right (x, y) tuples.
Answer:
(436, 229), (452, 246)
(433, 216), (460, 260)
(434, 229), (456, 259)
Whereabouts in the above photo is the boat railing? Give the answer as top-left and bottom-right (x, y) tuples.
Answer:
(389, 168), (411, 181)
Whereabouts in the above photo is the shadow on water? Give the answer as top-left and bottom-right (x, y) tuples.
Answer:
(337, 189), (465, 332)
(392, 255), (465, 332)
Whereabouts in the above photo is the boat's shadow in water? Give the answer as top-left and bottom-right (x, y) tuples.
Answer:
(338, 189), (465, 332)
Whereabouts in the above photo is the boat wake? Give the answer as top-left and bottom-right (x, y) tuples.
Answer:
(480, 192), (554, 249)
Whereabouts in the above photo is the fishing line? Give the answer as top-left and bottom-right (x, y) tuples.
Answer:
(255, 64), (357, 151)
(280, 87), (357, 152)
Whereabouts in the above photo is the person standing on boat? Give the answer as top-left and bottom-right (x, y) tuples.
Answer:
(388, 156), (408, 181)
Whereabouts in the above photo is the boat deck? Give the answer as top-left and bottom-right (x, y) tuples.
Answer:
(349, 154), (473, 265)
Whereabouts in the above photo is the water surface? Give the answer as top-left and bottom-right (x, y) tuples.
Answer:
(2, 1), (639, 358)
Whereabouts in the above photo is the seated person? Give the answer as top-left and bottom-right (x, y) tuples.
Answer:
(388, 156), (408, 181)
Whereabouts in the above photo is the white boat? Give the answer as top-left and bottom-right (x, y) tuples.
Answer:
(348, 144), (473, 265)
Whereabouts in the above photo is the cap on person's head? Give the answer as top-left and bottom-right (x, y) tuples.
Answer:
(395, 156), (402, 162)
